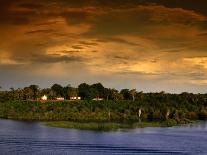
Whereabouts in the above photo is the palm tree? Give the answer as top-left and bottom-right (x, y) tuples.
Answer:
(104, 88), (111, 101)
(29, 85), (39, 100)
(16, 88), (23, 100)
(23, 87), (33, 100)
(129, 89), (137, 101)
(10, 87), (15, 99)
(111, 89), (123, 101)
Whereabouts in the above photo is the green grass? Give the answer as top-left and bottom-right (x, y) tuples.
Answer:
(45, 119), (191, 131)
(46, 121), (131, 131)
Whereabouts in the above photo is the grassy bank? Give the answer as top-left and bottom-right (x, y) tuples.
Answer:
(45, 119), (192, 131)
(0, 99), (203, 131)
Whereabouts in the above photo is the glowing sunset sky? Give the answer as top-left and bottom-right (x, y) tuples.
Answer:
(0, 0), (207, 93)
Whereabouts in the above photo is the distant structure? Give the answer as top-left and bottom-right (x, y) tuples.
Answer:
(70, 96), (81, 100)
(56, 97), (65, 101)
(92, 97), (103, 101)
(41, 95), (47, 101)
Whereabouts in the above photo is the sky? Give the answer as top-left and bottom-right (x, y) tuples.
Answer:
(0, 0), (207, 93)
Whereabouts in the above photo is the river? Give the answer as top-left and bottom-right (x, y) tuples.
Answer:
(0, 119), (207, 155)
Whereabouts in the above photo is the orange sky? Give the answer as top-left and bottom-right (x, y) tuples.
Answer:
(0, 0), (207, 93)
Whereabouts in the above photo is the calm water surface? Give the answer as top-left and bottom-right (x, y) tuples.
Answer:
(0, 119), (207, 155)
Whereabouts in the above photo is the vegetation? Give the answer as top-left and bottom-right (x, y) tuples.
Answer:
(0, 83), (207, 130)
(45, 121), (184, 131)
(46, 121), (132, 131)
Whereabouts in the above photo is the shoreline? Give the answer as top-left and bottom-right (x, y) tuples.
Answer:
(44, 119), (193, 131)
(0, 117), (195, 131)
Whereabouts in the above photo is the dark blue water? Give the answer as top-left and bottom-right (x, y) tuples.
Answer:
(0, 119), (207, 155)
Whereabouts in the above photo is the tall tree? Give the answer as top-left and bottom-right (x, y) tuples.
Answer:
(9, 87), (15, 100)
(91, 83), (105, 98)
(64, 86), (78, 99)
(29, 85), (39, 100)
(78, 83), (96, 100)
(78, 83), (90, 99)
(111, 89), (123, 101)
(129, 89), (137, 101)
(23, 87), (33, 100)
(41, 88), (56, 99)
(120, 89), (130, 100)
(51, 84), (63, 97)
(104, 88), (111, 101)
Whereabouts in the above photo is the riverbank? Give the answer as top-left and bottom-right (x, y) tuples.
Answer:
(45, 119), (193, 131)
(0, 100), (202, 131)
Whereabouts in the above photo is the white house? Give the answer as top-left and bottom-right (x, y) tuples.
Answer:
(56, 97), (64, 101)
(70, 96), (81, 100)
(41, 95), (47, 101)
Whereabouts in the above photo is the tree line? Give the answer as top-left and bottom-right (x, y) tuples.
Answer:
(0, 83), (207, 123)
(0, 83), (137, 101)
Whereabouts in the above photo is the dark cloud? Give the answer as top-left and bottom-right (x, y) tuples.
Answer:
(1, 0), (207, 92)
(1, 0), (206, 28)
(197, 32), (207, 36)
(25, 29), (54, 34)
(20, 53), (82, 64)
(96, 37), (139, 46)
(34, 21), (61, 26)
(61, 9), (95, 25)
(113, 55), (130, 60)
(147, 0), (207, 16)
(82, 5), (206, 36)
(57, 50), (80, 54)
(18, 3), (44, 9)
(116, 71), (160, 76)
(71, 45), (84, 49)
(79, 41), (98, 46)
(0, 0), (37, 25)
(188, 72), (207, 80)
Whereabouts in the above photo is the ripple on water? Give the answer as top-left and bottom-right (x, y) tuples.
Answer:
(0, 137), (189, 155)
(0, 119), (207, 155)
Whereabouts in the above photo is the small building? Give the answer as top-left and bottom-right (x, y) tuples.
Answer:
(56, 97), (64, 101)
(92, 97), (103, 101)
(41, 95), (47, 101)
(70, 96), (81, 100)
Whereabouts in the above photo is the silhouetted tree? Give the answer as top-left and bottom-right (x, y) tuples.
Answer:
(29, 85), (39, 100)
(120, 89), (130, 100)
(51, 84), (63, 97)
(129, 89), (137, 101)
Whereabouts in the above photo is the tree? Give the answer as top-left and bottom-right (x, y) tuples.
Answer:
(29, 85), (39, 100)
(129, 89), (137, 101)
(10, 87), (16, 100)
(120, 89), (130, 100)
(111, 89), (123, 101)
(104, 88), (111, 101)
(78, 83), (103, 100)
(40, 88), (56, 99)
(65, 86), (78, 99)
(23, 87), (33, 100)
(51, 84), (63, 97)
(91, 83), (105, 98)
(16, 88), (24, 100)
(78, 83), (91, 100)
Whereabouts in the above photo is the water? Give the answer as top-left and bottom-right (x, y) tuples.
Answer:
(0, 119), (207, 155)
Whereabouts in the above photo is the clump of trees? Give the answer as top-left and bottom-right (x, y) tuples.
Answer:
(0, 83), (207, 123)
(0, 83), (137, 101)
